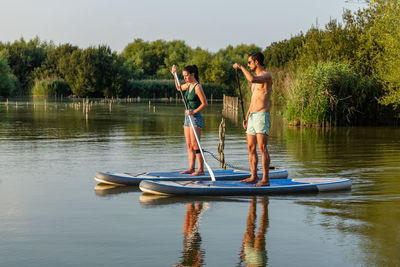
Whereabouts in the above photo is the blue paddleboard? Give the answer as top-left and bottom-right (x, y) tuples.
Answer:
(94, 169), (289, 185)
(139, 178), (352, 196)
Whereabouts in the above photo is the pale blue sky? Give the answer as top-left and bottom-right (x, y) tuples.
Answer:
(0, 0), (367, 52)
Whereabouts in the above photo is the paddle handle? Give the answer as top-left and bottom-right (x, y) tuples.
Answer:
(173, 72), (189, 110)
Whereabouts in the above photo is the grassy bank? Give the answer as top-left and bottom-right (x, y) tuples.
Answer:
(31, 78), (71, 97)
(281, 62), (397, 126)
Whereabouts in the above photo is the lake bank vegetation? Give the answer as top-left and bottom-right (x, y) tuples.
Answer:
(0, 0), (398, 125)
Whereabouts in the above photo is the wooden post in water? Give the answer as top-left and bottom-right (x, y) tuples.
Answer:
(223, 94), (238, 111)
(218, 117), (226, 169)
(222, 94), (239, 124)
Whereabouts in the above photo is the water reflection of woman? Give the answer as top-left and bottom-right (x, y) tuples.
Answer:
(239, 196), (269, 267)
(175, 202), (207, 267)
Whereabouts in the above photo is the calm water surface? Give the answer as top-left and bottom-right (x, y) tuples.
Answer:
(0, 99), (399, 267)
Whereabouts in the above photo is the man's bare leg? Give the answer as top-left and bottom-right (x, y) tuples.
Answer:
(240, 134), (259, 183)
(254, 133), (270, 187)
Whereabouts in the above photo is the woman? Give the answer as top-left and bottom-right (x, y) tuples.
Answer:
(171, 65), (208, 176)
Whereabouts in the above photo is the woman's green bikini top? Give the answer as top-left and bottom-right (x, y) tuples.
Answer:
(184, 83), (201, 110)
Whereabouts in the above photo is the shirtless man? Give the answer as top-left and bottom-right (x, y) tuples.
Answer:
(233, 52), (273, 186)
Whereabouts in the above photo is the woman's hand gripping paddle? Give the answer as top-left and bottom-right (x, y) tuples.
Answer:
(173, 71), (216, 181)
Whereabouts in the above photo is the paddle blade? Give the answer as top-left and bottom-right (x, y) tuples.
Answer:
(205, 161), (216, 181)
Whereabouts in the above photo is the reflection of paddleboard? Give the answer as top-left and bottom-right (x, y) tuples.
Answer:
(94, 169), (289, 185)
(139, 178), (352, 196)
(94, 183), (141, 197)
(139, 194), (248, 208)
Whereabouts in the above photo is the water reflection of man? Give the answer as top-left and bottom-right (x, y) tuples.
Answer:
(239, 196), (269, 267)
(175, 202), (207, 267)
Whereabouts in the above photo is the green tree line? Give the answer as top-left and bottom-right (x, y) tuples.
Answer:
(0, 38), (256, 99)
(0, 0), (398, 124)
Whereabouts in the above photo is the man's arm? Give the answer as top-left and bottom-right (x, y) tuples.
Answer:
(233, 63), (271, 84)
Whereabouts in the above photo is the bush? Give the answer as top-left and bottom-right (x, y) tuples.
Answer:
(31, 78), (71, 96)
(284, 62), (385, 126)
(0, 51), (18, 97)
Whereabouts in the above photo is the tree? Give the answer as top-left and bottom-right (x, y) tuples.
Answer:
(33, 43), (79, 80)
(0, 50), (18, 97)
(4, 37), (50, 94)
(63, 46), (129, 97)
(372, 0), (400, 107)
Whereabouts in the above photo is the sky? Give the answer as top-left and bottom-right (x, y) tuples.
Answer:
(0, 0), (368, 53)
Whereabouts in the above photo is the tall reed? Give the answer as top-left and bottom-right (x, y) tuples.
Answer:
(31, 78), (71, 97)
(284, 61), (385, 126)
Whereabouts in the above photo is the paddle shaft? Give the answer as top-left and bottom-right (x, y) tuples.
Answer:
(173, 72), (216, 181)
(235, 69), (246, 121)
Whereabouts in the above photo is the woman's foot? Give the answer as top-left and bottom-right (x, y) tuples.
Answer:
(181, 169), (194, 174)
(190, 170), (205, 176)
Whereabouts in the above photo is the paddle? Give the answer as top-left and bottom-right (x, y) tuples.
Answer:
(235, 69), (246, 121)
(173, 71), (216, 181)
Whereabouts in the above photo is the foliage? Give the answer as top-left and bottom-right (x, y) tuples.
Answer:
(33, 43), (79, 80)
(2, 37), (50, 95)
(31, 77), (71, 96)
(285, 62), (385, 125)
(0, 0), (398, 125)
(121, 40), (260, 87)
(0, 50), (18, 97)
(126, 80), (175, 98)
(33, 45), (130, 97)
(121, 39), (193, 79)
(263, 0), (399, 123)
(64, 46), (130, 97)
(264, 34), (305, 68)
(370, 0), (400, 108)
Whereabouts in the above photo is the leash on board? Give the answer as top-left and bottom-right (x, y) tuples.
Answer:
(203, 149), (275, 171)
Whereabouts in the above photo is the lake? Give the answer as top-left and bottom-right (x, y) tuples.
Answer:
(1, 99), (399, 267)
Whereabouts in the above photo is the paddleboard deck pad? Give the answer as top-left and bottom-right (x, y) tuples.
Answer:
(139, 178), (351, 196)
(94, 169), (289, 185)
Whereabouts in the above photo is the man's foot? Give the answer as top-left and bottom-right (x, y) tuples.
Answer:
(254, 181), (270, 187)
(240, 176), (258, 183)
(181, 169), (194, 174)
(190, 170), (205, 176)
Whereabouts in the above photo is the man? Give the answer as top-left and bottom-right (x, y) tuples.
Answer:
(233, 52), (273, 186)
